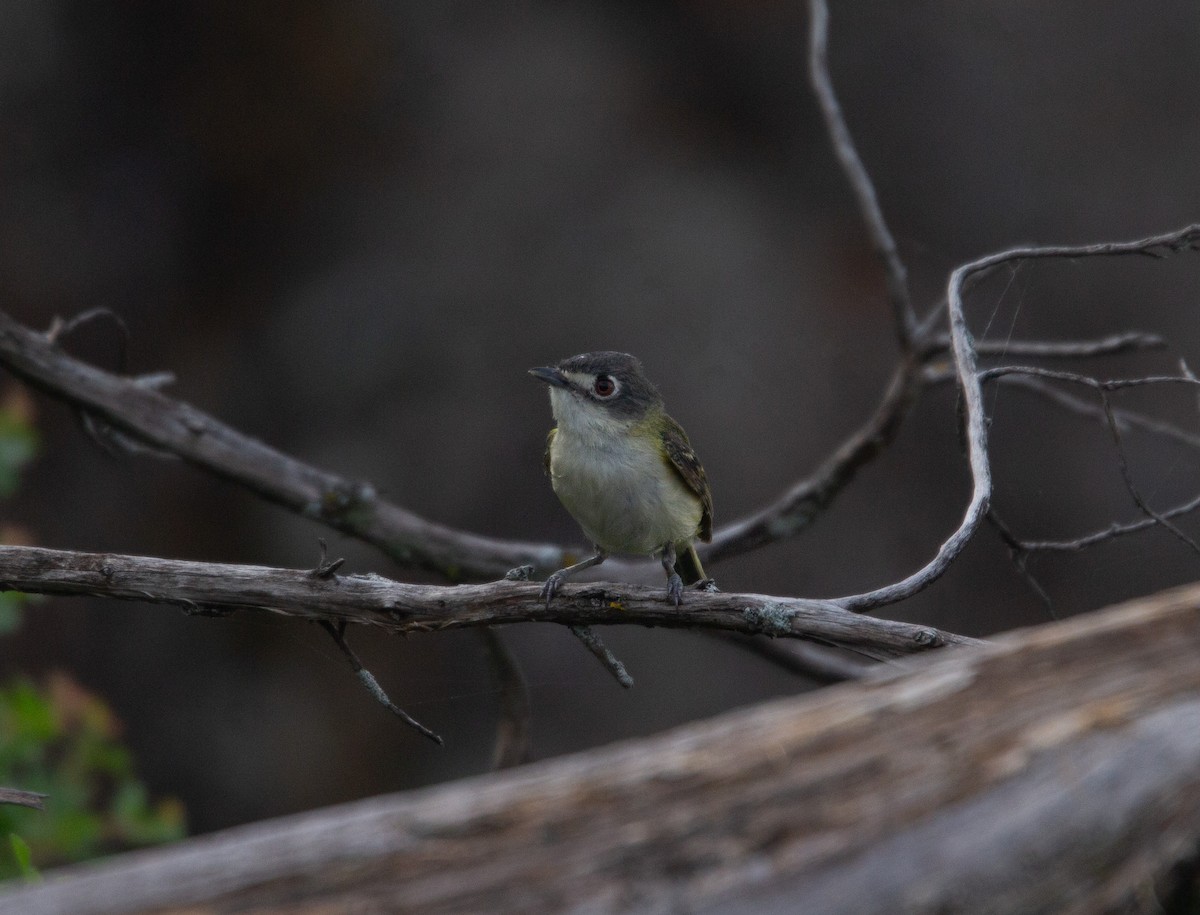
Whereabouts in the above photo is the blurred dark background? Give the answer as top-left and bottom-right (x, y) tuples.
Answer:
(3, 0), (1200, 835)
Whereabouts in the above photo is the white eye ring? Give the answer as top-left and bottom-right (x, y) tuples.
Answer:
(592, 374), (618, 398)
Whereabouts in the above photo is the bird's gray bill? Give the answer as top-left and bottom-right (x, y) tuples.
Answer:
(529, 366), (570, 388)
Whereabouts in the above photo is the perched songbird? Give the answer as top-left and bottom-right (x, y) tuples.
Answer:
(530, 351), (713, 606)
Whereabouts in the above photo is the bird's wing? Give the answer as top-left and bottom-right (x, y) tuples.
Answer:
(543, 427), (556, 477)
(660, 415), (713, 542)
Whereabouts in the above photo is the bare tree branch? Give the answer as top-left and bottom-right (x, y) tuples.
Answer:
(808, 0), (916, 344)
(987, 372), (1200, 450)
(707, 355), (923, 562)
(1098, 388), (1200, 555)
(6, 581), (1200, 915)
(834, 224), (1200, 614)
(0, 787), (46, 811)
(986, 509), (1058, 617)
(318, 620), (443, 745)
(0, 545), (978, 659)
(0, 309), (564, 581)
(928, 330), (1166, 359)
(1017, 493), (1200, 553)
(567, 625), (635, 688)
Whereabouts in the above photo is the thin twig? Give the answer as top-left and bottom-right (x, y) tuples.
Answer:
(808, 0), (916, 344)
(985, 510), (1057, 617)
(568, 626), (634, 689)
(45, 307), (130, 372)
(319, 620), (443, 745)
(993, 374), (1200, 449)
(981, 364), (1200, 554)
(1017, 494), (1200, 552)
(1098, 390), (1200, 555)
(0, 787), (46, 811)
(978, 364), (1200, 393)
(308, 538), (346, 579)
(929, 330), (1166, 359)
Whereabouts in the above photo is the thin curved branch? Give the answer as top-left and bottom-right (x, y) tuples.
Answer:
(834, 224), (1200, 613)
(706, 354), (922, 562)
(928, 330), (1166, 359)
(0, 309), (564, 580)
(1013, 371), (1200, 445)
(0, 787), (46, 810)
(0, 545), (980, 659)
(808, 0), (916, 344)
(978, 364), (1200, 554)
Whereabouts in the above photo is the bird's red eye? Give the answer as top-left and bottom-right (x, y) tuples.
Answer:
(593, 375), (616, 397)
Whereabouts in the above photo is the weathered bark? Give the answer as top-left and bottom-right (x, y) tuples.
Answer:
(0, 545), (973, 658)
(5, 582), (1200, 914)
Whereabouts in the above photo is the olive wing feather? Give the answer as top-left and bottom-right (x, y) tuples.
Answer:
(660, 416), (713, 542)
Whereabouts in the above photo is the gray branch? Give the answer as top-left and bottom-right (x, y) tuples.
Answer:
(928, 329), (1166, 359)
(0, 309), (564, 581)
(0, 545), (977, 659)
(0, 787), (46, 811)
(834, 224), (1200, 613)
(808, 0), (916, 343)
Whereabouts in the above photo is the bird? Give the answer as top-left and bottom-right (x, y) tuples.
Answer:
(529, 351), (713, 606)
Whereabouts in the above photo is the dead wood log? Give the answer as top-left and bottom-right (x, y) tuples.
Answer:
(4, 582), (1200, 914)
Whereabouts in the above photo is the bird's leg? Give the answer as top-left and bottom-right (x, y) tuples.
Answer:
(661, 541), (684, 607)
(541, 548), (608, 606)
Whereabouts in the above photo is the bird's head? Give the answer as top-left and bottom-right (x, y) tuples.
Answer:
(529, 351), (663, 433)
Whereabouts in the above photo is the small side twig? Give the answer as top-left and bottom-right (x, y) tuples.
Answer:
(0, 788), (46, 811)
(985, 510), (1056, 616)
(45, 308), (130, 372)
(1015, 494), (1200, 553)
(992, 373), (1200, 449)
(1098, 390), (1200, 556)
(318, 620), (443, 746)
(308, 539), (346, 579)
(929, 330), (1166, 359)
(569, 626), (634, 689)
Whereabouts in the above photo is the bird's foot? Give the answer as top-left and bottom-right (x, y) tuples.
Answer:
(691, 578), (720, 593)
(666, 573), (684, 607)
(541, 572), (565, 607)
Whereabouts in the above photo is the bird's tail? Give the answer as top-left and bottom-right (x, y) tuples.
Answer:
(674, 541), (707, 586)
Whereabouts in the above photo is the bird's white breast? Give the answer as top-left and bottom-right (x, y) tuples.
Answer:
(548, 402), (702, 555)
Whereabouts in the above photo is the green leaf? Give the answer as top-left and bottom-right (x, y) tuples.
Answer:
(8, 682), (57, 742)
(0, 410), (37, 499)
(8, 834), (39, 881)
(0, 678), (187, 881)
